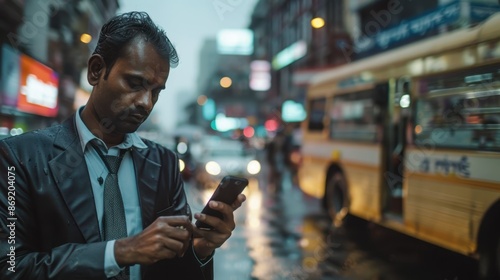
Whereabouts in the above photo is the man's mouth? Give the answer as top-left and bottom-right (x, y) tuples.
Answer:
(130, 113), (146, 123)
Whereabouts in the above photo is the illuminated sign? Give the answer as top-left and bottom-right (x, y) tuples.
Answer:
(282, 100), (307, 122)
(272, 40), (307, 70)
(216, 29), (254, 55)
(17, 54), (59, 117)
(212, 113), (248, 132)
(249, 60), (271, 91)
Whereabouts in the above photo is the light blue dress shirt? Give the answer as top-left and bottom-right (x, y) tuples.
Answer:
(75, 107), (146, 279)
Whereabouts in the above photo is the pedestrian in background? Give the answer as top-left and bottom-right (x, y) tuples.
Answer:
(0, 11), (245, 280)
(265, 129), (286, 192)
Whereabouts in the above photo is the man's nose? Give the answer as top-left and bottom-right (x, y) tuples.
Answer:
(136, 90), (153, 111)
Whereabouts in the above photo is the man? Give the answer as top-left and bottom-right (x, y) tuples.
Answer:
(0, 11), (245, 279)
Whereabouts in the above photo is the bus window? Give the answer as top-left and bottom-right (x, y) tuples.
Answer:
(414, 67), (500, 151)
(307, 98), (326, 131)
(328, 90), (381, 142)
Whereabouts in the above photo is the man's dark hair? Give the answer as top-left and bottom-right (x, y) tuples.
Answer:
(93, 11), (179, 79)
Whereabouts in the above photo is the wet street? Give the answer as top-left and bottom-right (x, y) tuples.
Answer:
(184, 156), (479, 280)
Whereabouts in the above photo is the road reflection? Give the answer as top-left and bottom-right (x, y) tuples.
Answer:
(185, 167), (478, 280)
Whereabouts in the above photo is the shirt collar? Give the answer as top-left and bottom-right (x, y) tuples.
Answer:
(75, 106), (148, 152)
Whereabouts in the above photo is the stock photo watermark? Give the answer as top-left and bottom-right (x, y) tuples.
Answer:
(5, 166), (17, 273)
(212, 0), (244, 21)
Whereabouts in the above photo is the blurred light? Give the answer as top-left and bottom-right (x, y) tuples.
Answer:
(9, 128), (23, 136)
(311, 17), (325, 29)
(220, 76), (232, 88)
(247, 160), (261, 175)
(272, 40), (307, 70)
(80, 33), (92, 44)
(415, 125), (423, 134)
(217, 29), (254, 55)
(0, 127), (8, 135)
(197, 95), (207, 106)
(250, 60), (271, 91)
(408, 58), (424, 75)
(203, 98), (216, 120)
(247, 188), (262, 229)
(19, 54), (59, 116)
(360, 71), (374, 81)
(214, 113), (247, 132)
(282, 100), (307, 122)
(205, 161), (221, 176)
(400, 94), (411, 108)
(249, 73), (271, 91)
(179, 159), (185, 172)
(243, 126), (254, 138)
(176, 142), (188, 154)
(264, 119), (279, 132)
(299, 238), (310, 247)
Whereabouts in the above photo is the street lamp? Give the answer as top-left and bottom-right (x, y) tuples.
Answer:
(311, 17), (325, 29)
(220, 76), (232, 88)
(80, 33), (92, 44)
(197, 95), (208, 106)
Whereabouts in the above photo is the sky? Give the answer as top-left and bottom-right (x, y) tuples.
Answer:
(117, 0), (259, 132)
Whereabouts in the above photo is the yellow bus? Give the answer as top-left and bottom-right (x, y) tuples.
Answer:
(298, 13), (500, 279)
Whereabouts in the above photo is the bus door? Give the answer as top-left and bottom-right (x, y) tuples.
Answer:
(382, 77), (411, 216)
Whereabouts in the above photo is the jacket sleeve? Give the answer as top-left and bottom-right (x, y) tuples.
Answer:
(0, 140), (108, 280)
(142, 143), (214, 280)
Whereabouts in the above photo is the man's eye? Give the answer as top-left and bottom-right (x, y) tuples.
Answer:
(127, 79), (143, 90)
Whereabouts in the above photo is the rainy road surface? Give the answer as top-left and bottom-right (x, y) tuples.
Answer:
(185, 164), (478, 280)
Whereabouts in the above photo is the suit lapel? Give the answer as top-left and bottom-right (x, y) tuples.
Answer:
(49, 117), (102, 243)
(131, 147), (161, 228)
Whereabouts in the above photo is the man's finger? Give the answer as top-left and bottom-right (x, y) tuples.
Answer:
(231, 194), (247, 210)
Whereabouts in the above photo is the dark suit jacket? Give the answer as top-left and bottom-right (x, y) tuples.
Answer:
(0, 116), (213, 279)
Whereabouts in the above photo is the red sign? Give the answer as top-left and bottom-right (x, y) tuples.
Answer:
(17, 54), (59, 117)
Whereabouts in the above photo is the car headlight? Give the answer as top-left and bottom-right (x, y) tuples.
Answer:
(247, 160), (261, 175)
(179, 159), (185, 172)
(205, 161), (221, 176)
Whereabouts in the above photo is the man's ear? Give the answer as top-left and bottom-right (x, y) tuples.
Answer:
(87, 54), (106, 86)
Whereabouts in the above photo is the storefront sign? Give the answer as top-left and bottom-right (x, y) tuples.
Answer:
(272, 41), (307, 70)
(17, 54), (59, 117)
(355, 1), (500, 58)
(355, 2), (463, 57)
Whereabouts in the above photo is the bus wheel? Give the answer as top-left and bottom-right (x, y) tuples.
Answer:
(325, 173), (348, 226)
(479, 230), (500, 279)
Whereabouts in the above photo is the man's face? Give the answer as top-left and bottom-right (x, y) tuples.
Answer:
(90, 37), (170, 134)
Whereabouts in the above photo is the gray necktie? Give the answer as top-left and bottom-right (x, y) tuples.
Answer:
(101, 151), (129, 280)
(102, 154), (127, 240)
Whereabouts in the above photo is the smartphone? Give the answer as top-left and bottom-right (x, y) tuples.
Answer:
(195, 175), (248, 230)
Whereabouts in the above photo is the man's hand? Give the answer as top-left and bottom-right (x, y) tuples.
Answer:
(114, 216), (192, 266)
(192, 193), (247, 259)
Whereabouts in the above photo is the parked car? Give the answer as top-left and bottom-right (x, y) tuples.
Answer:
(174, 136), (197, 181)
(194, 138), (261, 189)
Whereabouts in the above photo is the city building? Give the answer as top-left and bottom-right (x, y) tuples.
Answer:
(194, 30), (261, 136)
(249, 0), (351, 129)
(0, 0), (119, 139)
(248, 0), (499, 130)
